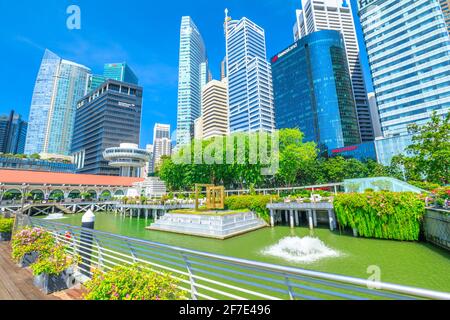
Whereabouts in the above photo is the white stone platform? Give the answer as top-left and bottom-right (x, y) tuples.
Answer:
(147, 211), (267, 239)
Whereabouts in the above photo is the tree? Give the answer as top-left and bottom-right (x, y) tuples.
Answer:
(276, 129), (318, 187)
(405, 112), (450, 185)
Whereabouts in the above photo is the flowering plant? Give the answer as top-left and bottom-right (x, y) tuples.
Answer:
(30, 244), (79, 276)
(0, 218), (14, 233)
(84, 264), (186, 300)
(11, 227), (55, 262)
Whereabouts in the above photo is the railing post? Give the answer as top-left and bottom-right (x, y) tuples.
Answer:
(182, 254), (198, 300)
(284, 275), (295, 300)
(80, 210), (95, 278)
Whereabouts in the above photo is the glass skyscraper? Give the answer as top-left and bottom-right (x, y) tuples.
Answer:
(358, 0), (450, 138)
(176, 16), (208, 147)
(103, 63), (139, 85)
(294, 0), (375, 142)
(224, 10), (275, 133)
(271, 30), (361, 153)
(0, 111), (27, 154)
(71, 80), (143, 176)
(25, 49), (91, 156)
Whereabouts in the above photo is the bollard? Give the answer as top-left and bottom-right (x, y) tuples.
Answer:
(80, 209), (95, 278)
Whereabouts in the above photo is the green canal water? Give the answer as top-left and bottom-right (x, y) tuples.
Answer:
(51, 213), (450, 293)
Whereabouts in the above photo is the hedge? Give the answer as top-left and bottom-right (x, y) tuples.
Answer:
(334, 192), (426, 241)
(225, 195), (280, 223)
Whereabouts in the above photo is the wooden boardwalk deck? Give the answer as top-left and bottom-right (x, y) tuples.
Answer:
(0, 242), (84, 300)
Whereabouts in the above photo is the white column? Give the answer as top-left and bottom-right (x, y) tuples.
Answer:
(270, 210), (275, 227)
(308, 210), (314, 230)
(313, 210), (318, 227)
(295, 210), (300, 226)
(289, 210), (295, 229)
(328, 210), (335, 231)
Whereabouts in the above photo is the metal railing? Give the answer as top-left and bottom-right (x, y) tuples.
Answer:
(173, 183), (344, 197)
(18, 216), (450, 300)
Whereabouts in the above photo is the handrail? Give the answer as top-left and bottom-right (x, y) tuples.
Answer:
(25, 217), (450, 300)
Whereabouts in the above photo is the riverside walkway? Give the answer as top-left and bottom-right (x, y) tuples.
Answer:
(0, 242), (84, 300)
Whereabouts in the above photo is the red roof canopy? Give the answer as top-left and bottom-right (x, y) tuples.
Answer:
(0, 170), (144, 187)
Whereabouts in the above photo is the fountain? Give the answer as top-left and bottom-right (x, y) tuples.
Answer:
(262, 236), (340, 263)
(44, 213), (66, 220)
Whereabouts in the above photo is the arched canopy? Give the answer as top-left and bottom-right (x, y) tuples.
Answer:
(68, 190), (81, 199)
(100, 190), (112, 200)
(3, 189), (22, 200)
(49, 190), (64, 201)
(114, 190), (125, 196)
(29, 190), (44, 200)
(87, 190), (97, 199)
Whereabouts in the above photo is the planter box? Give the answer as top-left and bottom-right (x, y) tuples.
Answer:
(0, 232), (11, 241)
(33, 268), (77, 295)
(18, 251), (39, 268)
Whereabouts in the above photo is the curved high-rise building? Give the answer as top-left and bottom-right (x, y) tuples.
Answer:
(224, 10), (275, 133)
(272, 30), (361, 153)
(293, 0), (375, 142)
(176, 16), (208, 147)
(25, 49), (91, 156)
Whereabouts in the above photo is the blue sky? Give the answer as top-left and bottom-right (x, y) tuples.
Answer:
(0, 0), (372, 147)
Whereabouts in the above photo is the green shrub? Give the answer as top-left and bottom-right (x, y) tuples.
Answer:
(31, 244), (78, 276)
(84, 264), (186, 300)
(0, 218), (14, 233)
(409, 181), (441, 192)
(364, 188), (375, 193)
(11, 227), (55, 262)
(334, 192), (425, 241)
(225, 195), (280, 223)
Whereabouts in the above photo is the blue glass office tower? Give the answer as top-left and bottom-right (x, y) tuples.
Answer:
(176, 16), (208, 147)
(0, 111), (27, 154)
(271, 30), (361, 153)
(103, 63), (139, 85)
(71, 80), (143, 176)
(25, 49), (91, 156)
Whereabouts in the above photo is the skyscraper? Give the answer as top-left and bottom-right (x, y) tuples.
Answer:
(294, 0), (375, 142)
(368, 92), (382, 138)
(103, 63), (139, 85)
(176, 16), (208, 147)
(71, 80), (143, 175)
(25, 49), (91, 156)
(0, 111), (27, 154)
(151, 124), (172, 173)
(272, 30), (361, 153)
(224, 10), (275, 133)
(440, 0), (450, 33)
(358, 0), (450, 138)
(201, 79), (229, 140)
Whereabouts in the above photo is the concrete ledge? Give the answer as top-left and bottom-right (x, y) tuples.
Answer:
(147, 224), (267, 240)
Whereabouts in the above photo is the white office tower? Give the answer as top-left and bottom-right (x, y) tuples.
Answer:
(201, 79), (229, 139)
(224, 10), (275, 133)
(176, 16), (208, 147)
(142, 144), (153, 178)
(151, 124), (172, 173)
(358, 0), (450, 138)
(293, 0), (375, 142)
(194, 117), (203, 140)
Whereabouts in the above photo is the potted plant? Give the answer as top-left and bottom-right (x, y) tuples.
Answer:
(11, 227), (55, 268)
(84, 264), (186, 300)
(31, 244), (79, 295)
(0, 218), (14, 241)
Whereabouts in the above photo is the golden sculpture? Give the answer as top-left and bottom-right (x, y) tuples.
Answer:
(195, 184), (225, 211)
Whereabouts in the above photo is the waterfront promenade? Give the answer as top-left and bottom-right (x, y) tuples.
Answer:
(0, 242), (84, 300)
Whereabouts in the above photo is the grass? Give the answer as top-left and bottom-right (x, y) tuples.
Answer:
(169, 209), (251, 216)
